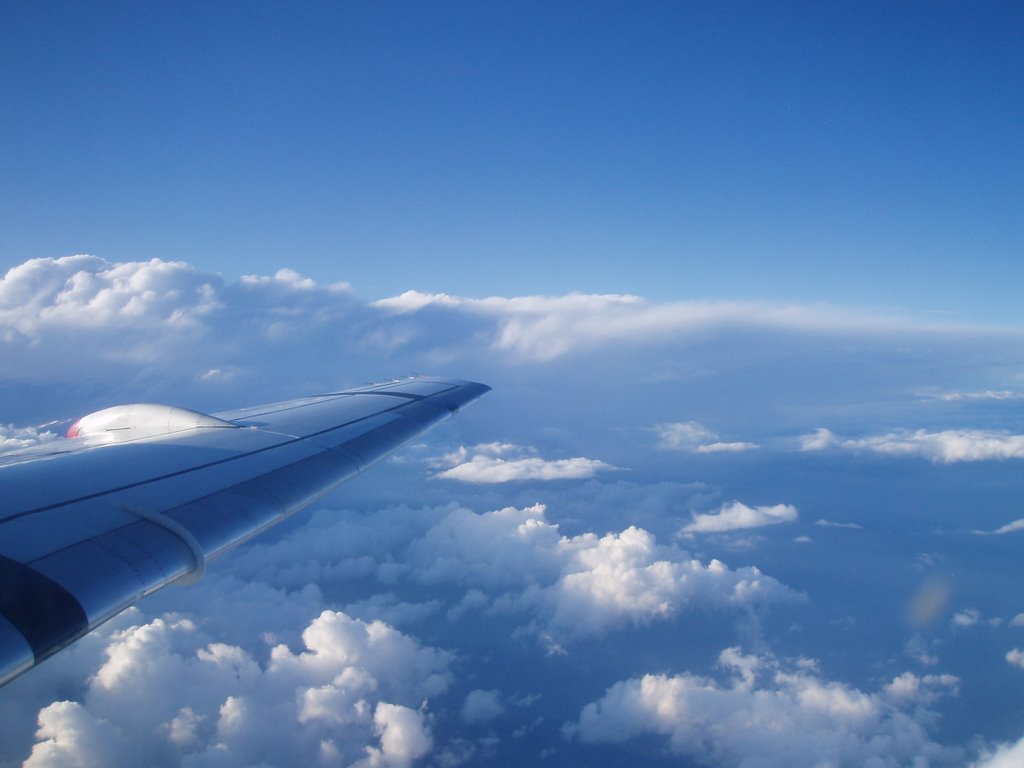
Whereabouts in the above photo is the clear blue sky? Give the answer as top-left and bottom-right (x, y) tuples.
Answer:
(2, 1), (1021, 320)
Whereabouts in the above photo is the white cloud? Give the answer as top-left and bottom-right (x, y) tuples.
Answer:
(801, 427), (1024, 463)
(972, 737), (1024, 768)
(883, 671), (960, 705)
(952, 609), (981, 628)
(5, 253), (1023, 766)
(0, 423), (59, 450)
(0, 256), (220, 340)
(681, 501), (798, 534)
(800, 428), (838, 451)
(0, 256), (365, 380)
(904, 634), (940, 667)
(1011, 614), (1024, 627)
(20, 605), (451, 768)
(951, 609), (1002, 628)
(372, 290), (941, 362)
(976, 519), (1024, 535)
(813, 519), (862, 530)
(461, 690), (505, 724)
(353, 703), (432, 768)
(24, 701), (135, 768)
(569, 648), (961, 767)
(405, 504), (802, 641)
(437, 456), (612, 483)
(239, 267), (349, 294)
(654, 422), (757, 453)
(5, 498), (800, 763)
(432, 443), (614, 483)
(1007, 649), (1024, 670)
(697, 441), (759, 453)
(935, 390), (1024, 401)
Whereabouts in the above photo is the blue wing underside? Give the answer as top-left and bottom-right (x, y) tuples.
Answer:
(0, 377), (489, 686)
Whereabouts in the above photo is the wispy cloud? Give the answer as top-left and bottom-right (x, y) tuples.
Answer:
(655, 422), (758, 453)
(372, 289), (979, 362)
(931, 390), (1024, 402)
(951, 608), (1002, 629)
(974, 519), (1024, 536)
(813, 519), (862, 530)
(801, 427), (1024, 463)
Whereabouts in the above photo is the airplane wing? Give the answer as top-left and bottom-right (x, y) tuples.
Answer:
(0, 376), (489, 686)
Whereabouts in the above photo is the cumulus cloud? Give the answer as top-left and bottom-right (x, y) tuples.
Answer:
(950, 608), (1002, 629)
(5, 494), (803, 764)
(432, 443), (614, 483)
(405, 504), (802, 642)
(24, 701), (135, 768)
(0, 423), (59, 450)
(801, 427), (1024, 463)
(1006, 649), (1024, 670)
(20, 607), (451, 768)
(353, 703), (432, 768)
(0, 255), (220, 340)
(971, 737), (1024, 768)
(0, 256), (365, 381)
(681, 501), (798, 534)
(654, 422), (758, 453)
(952, 609), (981, 628)
(568, 647), (962, 767)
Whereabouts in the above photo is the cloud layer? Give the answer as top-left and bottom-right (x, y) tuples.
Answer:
(372, 290), (947, 362)
(801, 428), (1024, 463)
(4, 255), (1024, 766)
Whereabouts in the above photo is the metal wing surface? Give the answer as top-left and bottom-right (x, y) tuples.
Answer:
(0, 377), (489, 686)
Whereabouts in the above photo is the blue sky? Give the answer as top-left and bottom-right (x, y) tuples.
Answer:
(3, 4), (1024, 767)
(2, 1), (1022, 318)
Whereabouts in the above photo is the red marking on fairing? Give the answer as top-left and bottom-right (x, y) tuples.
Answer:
(66, 421), (82, 438)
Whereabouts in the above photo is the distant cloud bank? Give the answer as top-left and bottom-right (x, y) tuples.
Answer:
(801, 427), (1024, 463)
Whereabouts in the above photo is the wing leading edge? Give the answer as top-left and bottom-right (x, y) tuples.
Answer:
(0, 377), (489, 686)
